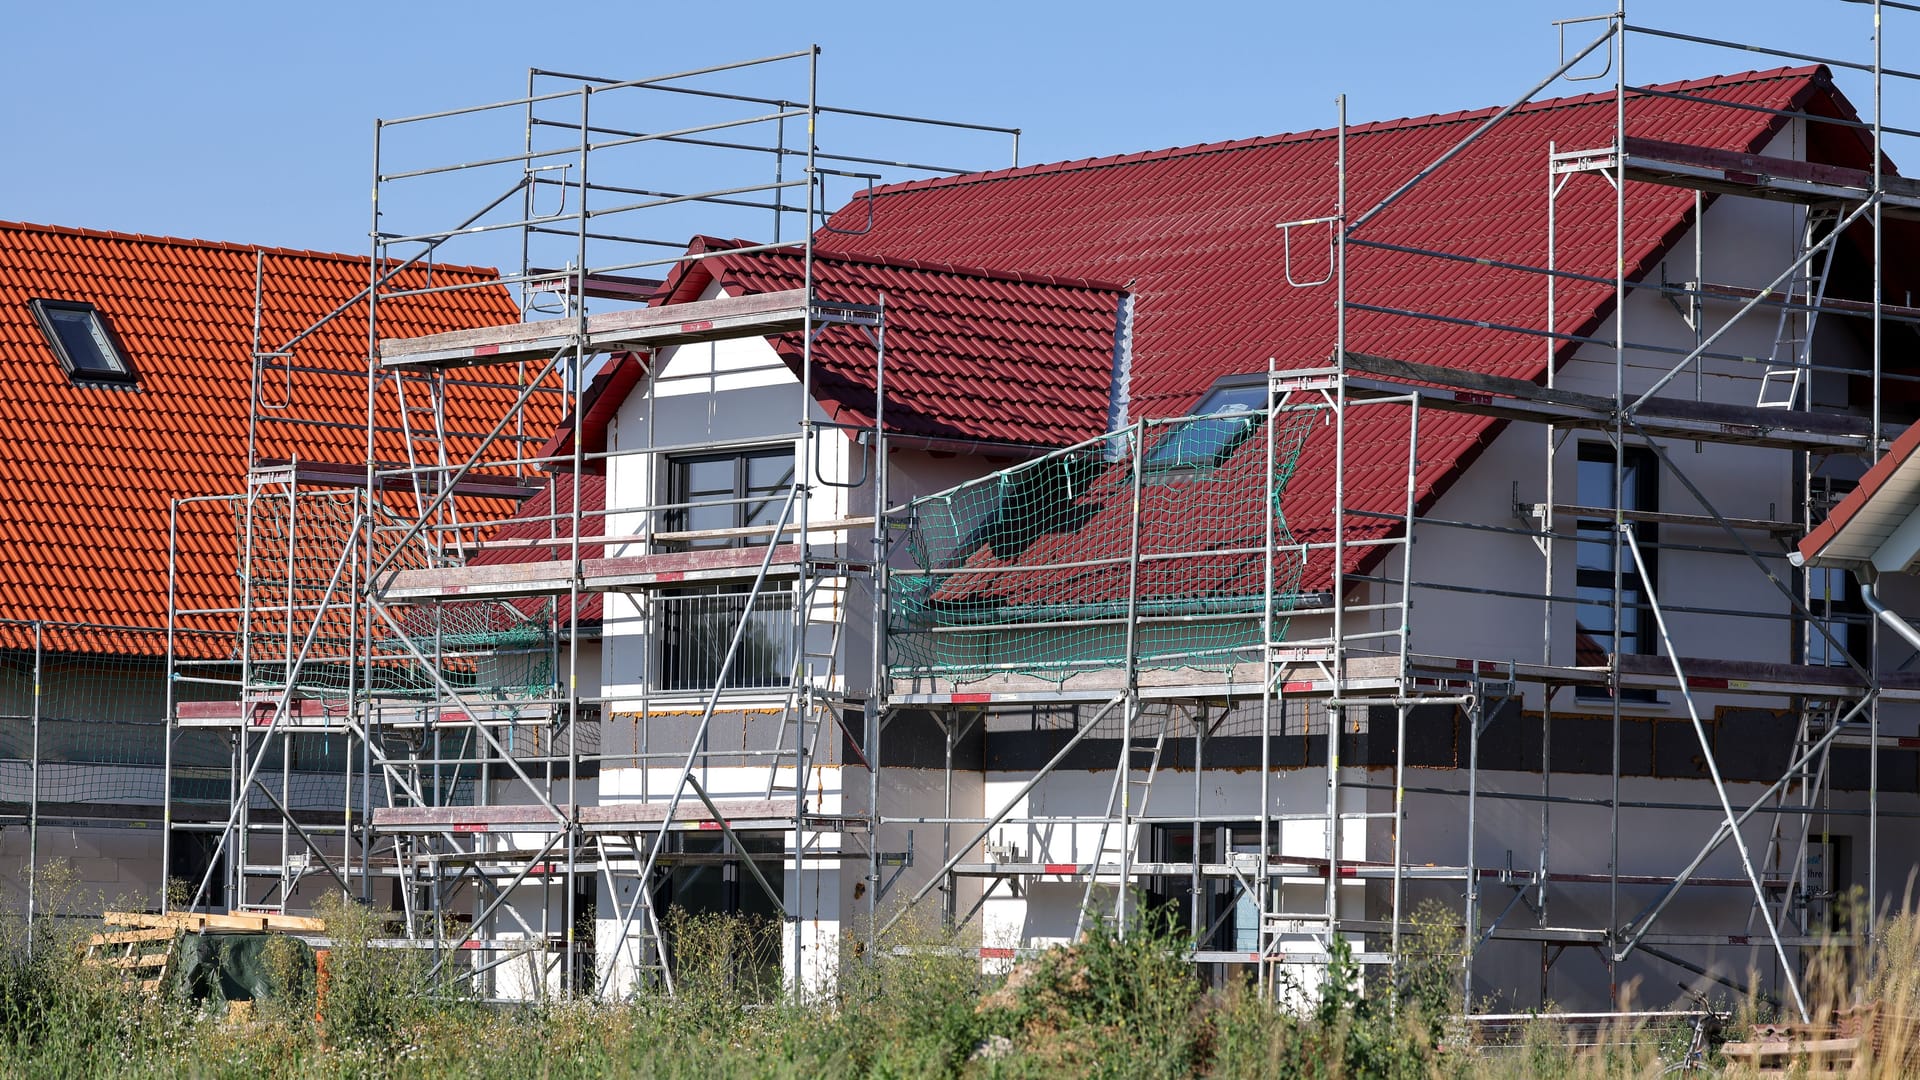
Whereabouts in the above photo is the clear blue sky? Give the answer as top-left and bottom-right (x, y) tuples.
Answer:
(3, 1), (1911, 264)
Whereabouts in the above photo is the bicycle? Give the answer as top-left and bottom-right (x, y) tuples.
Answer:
(1662, 990), (1727, 1075)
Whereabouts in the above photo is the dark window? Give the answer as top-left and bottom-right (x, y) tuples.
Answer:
(651, 833), (784, 993)
(1147, 822), (1264, 981)
(167, 830), (228, 911)
(665, 448), (794, 550)
(29, 299), (136, 385)
(1575, 444), (1657, 701)
(659, 587), (795, 691)
(1807, 566), (1868, 667)
(659, 447), (798, 691)
(1144, 382), (1267, 471)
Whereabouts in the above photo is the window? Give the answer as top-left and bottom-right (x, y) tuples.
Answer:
(1575, 444), (1657, 701)
(29, 299), (136, 385)
(1807, 565), (1868, 667)
(659, 588), (795, 690)
(1143, 381), (1267, 471)
(659, 447), (798, 691)
(664, 448), (794, 549)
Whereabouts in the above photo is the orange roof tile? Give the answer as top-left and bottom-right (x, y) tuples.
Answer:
(0, 221), (540, 639)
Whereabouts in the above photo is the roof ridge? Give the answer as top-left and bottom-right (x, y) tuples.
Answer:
(0, 219), (504, 280)
(696, 237), (1130, 295)
(866, 65), (1827, 199)
(812, 247), (1131, 295)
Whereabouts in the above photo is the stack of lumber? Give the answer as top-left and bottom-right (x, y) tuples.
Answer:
(1722, 1002), (1920, 1076)
(79, 910), (326, 995)
(1719, 1029), (1859, 1076)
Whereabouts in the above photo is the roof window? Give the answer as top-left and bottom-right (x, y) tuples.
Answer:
(30, 299), (136, 385)
(1144, 381), (1268, 470)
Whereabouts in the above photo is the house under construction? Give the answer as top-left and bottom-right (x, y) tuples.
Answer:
(160, 9), (1920, 1013)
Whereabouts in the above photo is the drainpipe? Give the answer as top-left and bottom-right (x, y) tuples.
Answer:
(1859, 579), (1920, 654)
(1857, 575), (1903, 943)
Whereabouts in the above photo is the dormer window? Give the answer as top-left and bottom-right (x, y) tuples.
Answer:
(30, 299), (137, 385)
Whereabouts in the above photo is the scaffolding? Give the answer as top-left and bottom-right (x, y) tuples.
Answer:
(162, 5), (1920, 1013)
(163, 49), (1020, 998)
(870, 4), (1920, 1016)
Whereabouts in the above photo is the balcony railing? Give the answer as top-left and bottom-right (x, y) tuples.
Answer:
(658, 589), (797, 691)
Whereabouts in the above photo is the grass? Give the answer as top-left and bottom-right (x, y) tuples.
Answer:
(1, 879), (1918, 1078)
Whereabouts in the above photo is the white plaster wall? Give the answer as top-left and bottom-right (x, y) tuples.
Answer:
(589, 283), (1021, 996)
(976, 765), (1371, 960)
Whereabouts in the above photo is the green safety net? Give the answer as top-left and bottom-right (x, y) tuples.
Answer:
(186, 488), (565, 712)
(172, 487), (587, 810)
(889, 403), (1322, 683)
(0, 620), (370, 809)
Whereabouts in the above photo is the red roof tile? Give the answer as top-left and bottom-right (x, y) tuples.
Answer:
(820, 67), (1856, 596)
(653, 238), (1124, 447)
(0, 221), (541, 638)
(466, 473), (608, 626)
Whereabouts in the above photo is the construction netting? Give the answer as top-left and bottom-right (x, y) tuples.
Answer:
(0, 619), (390, 814)
(889, 401), (1322, 683)
(173, 486), (565, 714)
(0, 621), (233, 807)
(166, 480), (599, 813)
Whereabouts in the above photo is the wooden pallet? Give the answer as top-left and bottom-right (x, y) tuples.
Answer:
(1721, 1033), (1860, 1076)
(81, 926), (179, 993)
(82, 911), (329, 995)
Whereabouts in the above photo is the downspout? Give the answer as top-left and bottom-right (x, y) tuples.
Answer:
(1859, 579), (1920, 654)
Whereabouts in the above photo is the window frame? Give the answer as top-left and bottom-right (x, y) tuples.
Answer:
(28, 298), (138, 386)
(1573, 443), (1659, 702)
(1805, 565), (1868, 668)
(656, 445), (800, 692)
(663, 446), (796, 550)
(1806, 475), (1870, 668)
(1142, 378), (1269, 473)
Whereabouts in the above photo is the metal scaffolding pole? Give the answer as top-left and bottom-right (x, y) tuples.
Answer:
(1620, 523), (1810, 1021)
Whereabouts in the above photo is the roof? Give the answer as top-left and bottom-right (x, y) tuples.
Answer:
(466, 473), (608, 627)
(0, 221), (537, 638)
(820, 66), (1859, 596)
(565, 239), (1125, 458)
(1796, 424), (1920, 572)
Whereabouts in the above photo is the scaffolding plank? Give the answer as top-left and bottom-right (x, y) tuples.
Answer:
(1339, 351), (1889, 451)
(888, 655), (1423, 704)
(378, 289), (815, 370)
(371, 798), (798, 833)
(381, 543), (835, 601)
(468, 516), (876, 552)
(1560, 136), (1920, 216)
(1612, 652), (1920, 699)
(174, 698), (355, 730)
(525, 268), (664, 302)
(263, 459), (544, 500)
(1415, 651), (1920, 701)
(1529, 501), (1798, 536)
(1689, 280), (1920, 324)
(901, 649), (1920, 707)
(174, 699), (556, 729)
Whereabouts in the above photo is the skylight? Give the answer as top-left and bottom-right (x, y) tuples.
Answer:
(1144, 381), (1268, 470)
(30, 299), (136, 385)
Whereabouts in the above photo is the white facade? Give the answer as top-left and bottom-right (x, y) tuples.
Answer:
(593, 282), (997, 995)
